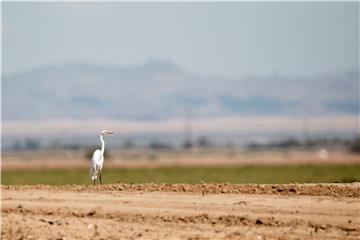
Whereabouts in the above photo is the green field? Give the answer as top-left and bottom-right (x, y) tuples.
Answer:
(2, 164), (359, 185)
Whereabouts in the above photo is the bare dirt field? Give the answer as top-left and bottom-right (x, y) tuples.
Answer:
(2, 183), (360, 240)
(2, 149), (359, 170)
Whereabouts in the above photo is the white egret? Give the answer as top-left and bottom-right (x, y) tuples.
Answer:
(90, 130), (114, 185)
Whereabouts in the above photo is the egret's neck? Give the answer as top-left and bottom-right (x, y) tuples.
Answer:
(100, 134), (105, 155)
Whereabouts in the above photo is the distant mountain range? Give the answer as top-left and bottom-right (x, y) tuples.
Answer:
(2, 60), (358, 120)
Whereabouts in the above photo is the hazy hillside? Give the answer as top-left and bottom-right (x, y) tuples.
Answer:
(2, 60), (358, 120)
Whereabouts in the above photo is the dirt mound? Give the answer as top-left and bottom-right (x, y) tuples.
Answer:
(3, 182), (360, 197)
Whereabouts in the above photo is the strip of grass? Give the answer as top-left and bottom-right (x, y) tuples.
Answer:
(1, 164), (359, 185)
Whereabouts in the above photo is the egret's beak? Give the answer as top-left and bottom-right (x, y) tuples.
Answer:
(103, 130), (114, 135)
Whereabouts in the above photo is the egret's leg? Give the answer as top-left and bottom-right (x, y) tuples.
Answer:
(93, 178), (96, 185)
(99, 171), (102, 185)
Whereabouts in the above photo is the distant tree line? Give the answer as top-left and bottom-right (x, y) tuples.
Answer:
(12, 139), (40, 151)
(348, 136), (360, 153)
(9, 135), (360, 153)
(247, 136), (360, 152)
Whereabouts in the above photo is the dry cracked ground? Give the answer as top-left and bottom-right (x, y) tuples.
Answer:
(1, 183), (360, 240)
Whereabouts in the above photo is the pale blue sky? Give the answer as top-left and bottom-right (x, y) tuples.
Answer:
(2, 2), (359, 78)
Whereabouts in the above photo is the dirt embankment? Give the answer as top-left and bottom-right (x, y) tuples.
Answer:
(2, 183), (360, 240)
(3, 182), (360, 197)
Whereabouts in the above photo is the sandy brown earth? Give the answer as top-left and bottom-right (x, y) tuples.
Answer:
(2, 183), (360, 240)
(2, 150), (359, 170)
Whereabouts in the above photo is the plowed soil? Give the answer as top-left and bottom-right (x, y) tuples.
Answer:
(2, 183), (360, 240)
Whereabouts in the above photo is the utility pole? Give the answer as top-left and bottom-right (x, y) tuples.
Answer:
(184, 107), (193, 150)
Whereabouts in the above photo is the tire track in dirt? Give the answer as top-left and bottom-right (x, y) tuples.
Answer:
(2, 205), (358, 233)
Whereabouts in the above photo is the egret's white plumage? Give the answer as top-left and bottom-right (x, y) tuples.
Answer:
(89, 130), (113, 185)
